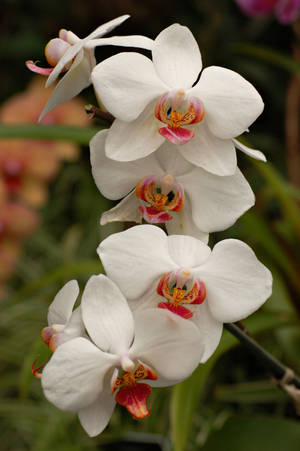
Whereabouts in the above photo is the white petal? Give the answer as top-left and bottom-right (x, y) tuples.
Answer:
(155, 142), (194, 176)
(189, 302), (223, 363)
(85, 15), (130, 40)
(42, 337), (117, 411)
(45, 41), (83, 87)
(167, 234), (211, 268)
(82, 274), (134, 355)
(91, 53), (167, 122)
(199, 239), (273, 323)
(48, 280), (79, 326)
(194, 66), (264, 139)
(62, 306), (85, 342)
(90, 129), (162, 199)
(179, 167), (255, 232)
(152, 24), (202, 89)
(105, 102), (165, 162)
(179, 122), (237, 176)
(78, 390), (116, 437)
(130, 309), (204, 380)
(40, 50), (90, 120)
(166, 197), (209, 243)
(100, 192), (142, 226)
(98, 225), (176, 301)
(86, 35), (153, 50)
(233, 139), (267, 162)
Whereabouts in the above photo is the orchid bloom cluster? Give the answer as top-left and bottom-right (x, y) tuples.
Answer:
(30, 16), (273, 437)
(0, 77), (89, 297)
(235, 0), (300, 24)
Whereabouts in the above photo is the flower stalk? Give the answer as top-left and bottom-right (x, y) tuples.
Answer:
(224, 322), (300, 389)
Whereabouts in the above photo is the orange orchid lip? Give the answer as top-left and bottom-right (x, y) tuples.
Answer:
(157, 268), (206, 319)
(155, 90), (204, 145)
(136, 174), (185, 223)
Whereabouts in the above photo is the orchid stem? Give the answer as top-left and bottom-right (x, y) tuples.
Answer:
(224, 322), (300, 389)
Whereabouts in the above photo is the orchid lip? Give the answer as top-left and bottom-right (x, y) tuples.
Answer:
(157, 269), (206, 319)
(135, 174), (185, 224)
(155, 90), (204, 144)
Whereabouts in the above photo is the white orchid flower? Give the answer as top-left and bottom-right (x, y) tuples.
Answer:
(40, 274), (204, 437)
(91, 23), (266, 176)
(26, 15), (154, 120)
(98, 225), (273, 362)
(90, 129), (255, 242)
(41, 280), (84, 352)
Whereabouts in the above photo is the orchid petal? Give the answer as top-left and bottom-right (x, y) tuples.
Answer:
(156, 142), (194, 175)
(105, 102), (165, 162)
(81, 274), (134, 355)
(62, 306), (85, 342)
(90, 129), (162, 199)
(275, 0), (300, 24)
(92, 53), (167, 122)
(78, 390), (116, 437)
(42, 337), (117, 411)
(86, 35), (154, 50)
(45, 41), (83, 87)
(47, 280), (79, 326)
(100, 192), (142, 226)
(179, 167), (255, 232)
(178, 122), (237, 176)
(40, 49), (90, 121)
(130, 309), (204, 380)
(98, 225), (176, 301)
(85, 15), (130, 40)
(165, 197), (209, 243)
(233, 139), (267, 162)
(152, 24), (202, 89)
(199, 239), (273, 323)
(189, 302), (223, 362)
(167, 234), (211, 268)
(194, 66), (264, 139)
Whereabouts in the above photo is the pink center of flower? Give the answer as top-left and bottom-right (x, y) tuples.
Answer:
(2, 160), (23, 193)
(111, 362), (158, 419)
(155, 90), (204, 145)
(157, 268), (206, 319)
(135, 174), (185, 223)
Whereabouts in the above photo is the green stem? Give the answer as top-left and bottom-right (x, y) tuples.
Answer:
(0, 124), (104, 145)
(224, 323), (300, 389)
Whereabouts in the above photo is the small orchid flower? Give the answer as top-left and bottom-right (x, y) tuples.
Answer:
(235, 0), (300, 24)
(26, 15), (154, 120)
(41, 280), (84, 352)
(91, 24), (265, 176)
(98, 225), (273, 362)
(40, 275), (204, 437)
(91, 130), (255, 242)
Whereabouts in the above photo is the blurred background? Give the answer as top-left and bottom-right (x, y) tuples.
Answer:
(1, 0), (300, 450)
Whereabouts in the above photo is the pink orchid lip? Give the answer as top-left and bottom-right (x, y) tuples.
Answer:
(26, 60), (54, 75)
(156, 269), (206, 319)
(135, 174), (185, 224)
(155, 90), (205, 145)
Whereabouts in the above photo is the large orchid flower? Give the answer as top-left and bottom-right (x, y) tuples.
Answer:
(235, 0), (300, 24)
(41, 275), (204, 436)
(91, 130), (255, 242)
(91, 24), (266, 176)
(98, 225), (272, 362)
(26, 15), (154, 120)
(40, 280), (84, 352)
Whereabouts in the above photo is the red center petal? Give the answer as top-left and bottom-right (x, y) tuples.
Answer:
(115, 383), (152, 419)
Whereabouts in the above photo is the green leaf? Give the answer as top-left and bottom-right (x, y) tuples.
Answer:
(214, 380), (286, 404)
(201, 415), (300, 451)
(233, 43), (300, 79)
(0, 124), (103, 145)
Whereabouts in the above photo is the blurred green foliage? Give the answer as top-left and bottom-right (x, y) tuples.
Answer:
(1, 0), (300, 450)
